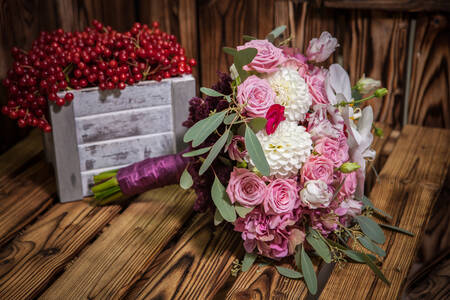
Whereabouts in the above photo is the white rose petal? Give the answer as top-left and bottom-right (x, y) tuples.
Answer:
(300, 180), (332, 209)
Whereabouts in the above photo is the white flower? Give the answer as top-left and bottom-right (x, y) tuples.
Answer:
(325, 64), (352, 105)
(267, 67), (312, 121)
(300, 180), (332, 209)
(253, 121), (312, 178)
(356, 75), (381, 94)
(306, 32), (339, 63)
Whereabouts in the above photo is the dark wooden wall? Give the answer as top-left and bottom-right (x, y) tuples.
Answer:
(1, 0), (449, 152)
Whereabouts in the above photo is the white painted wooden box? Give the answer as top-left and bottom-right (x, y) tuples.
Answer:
(43, 75), (195, 202)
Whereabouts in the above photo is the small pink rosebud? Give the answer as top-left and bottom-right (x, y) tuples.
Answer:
(225, 136), (247, 162)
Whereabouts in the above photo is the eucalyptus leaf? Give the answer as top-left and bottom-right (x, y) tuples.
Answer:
(225, 131), (234, 150)
(199, 129), (230, 175)
(224, 113), (237, 125)
(355, 215), (386, 244)
(248, 117), (267, 133)
(200, 87), (226, 97)
(380, 224), (414, 236)
(242, 252), (257, 272)
(182, 146), (212, 157)
(235, 204), (254, 218)
(343, 250), (378, 264)
(222, 46), (237, 56)
(214, 208), (224, 225)
(359, 196), (392, 220)
(243, 35), (257, 41)
(211, 175), (236, 222)
(358, 236), (386, 257)
(245, 125), (270, 176)
(301, 245), (317, 295)
(184, 110), (227, 147)
(306, 229), (332, 263)
(275, 266), (303, 279)
(326, 238), (348, 250)
(179, 168), (193, 190)
(266, 25), (287, 42)
(361, 252), (391, 285)
(235, 48), (257, 81)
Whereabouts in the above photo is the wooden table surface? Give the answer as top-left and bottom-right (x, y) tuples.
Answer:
(0, 124), (448, 300)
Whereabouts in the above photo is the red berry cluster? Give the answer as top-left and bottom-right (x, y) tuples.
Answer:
(1, 20), (197, 132)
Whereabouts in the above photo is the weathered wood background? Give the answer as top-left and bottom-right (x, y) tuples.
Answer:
(0, 0), (449, 152)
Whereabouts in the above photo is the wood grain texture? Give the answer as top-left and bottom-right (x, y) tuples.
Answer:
(338, 10), (409, 128)
(408, 13), (450, 128)
(125, 214), (243, 300)
(40, 185), (196, 300)
(0, 202), (120, 300)
(324, 0), (450, 12)
(320, 125), (450, 299)
(198, 0), (275, 88)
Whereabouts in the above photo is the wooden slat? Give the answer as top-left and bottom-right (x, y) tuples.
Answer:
(320, 125), (450, 299)
(125, 214), (243, 300)
(338, 10), (409, 128)
(324, 0), (450, 12)
(0, 202), (120, 299)
(408, 14), (450, 128)
(40, 185), (196, 299)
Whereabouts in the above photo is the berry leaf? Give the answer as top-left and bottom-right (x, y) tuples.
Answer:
(211, 175), (236, 222)
(301, 245), (318, 295)
(183, 110), (227, 147)
(179, 168), (193, 190)
(182, 146), (212, 157)
(244, 124), (270, 176)
(306, 229), (332, 263)
(355, 215), (386, 244)
(275, 266), (303, 279)
(242, 252), (257, 272)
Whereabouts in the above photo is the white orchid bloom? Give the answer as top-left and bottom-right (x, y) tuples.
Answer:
(325, 64), (352, 105)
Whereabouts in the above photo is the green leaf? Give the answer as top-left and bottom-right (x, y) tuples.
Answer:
(306, 229), (332, 263)
(224, 113), (237, 125)
(225, 131), (234, 150)
(380, 224), (414, 237)
(343, 250), (378, 264)
(234, 48), (257, 81)
(361, 252), (390, 285)
(179, 168), (193, 190)
(275, 266), (303, 279)
(355, 215), (386, 244)
(214, 208), (224, 225)
(331, 179), (346, 201)
(357, 236), (386, 257)
(243, 35), (257, 41)
(183, 110), (227, 147)
(182, 146), (212, 157)
(222, 46), (237, 56)
(200, 87), (226, 97)
(301, 245), (317, 295)
(248, 117), (267, 133)
(359, 196), (392, 220)
(326, 238), (348, 250)
(266, 25), (287, 42)
(199, 129), (230, 175)
(242, 252), (257, 272)
(245, 125), (270, 176)
(235, 204), (254, 218)
(211, 175), (236, 222)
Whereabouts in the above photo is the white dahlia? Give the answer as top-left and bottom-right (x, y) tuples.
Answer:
(252, 121), (313, 178)
(267, 66), (312, 121)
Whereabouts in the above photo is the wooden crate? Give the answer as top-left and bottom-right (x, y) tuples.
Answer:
(42, 75), (195, 202)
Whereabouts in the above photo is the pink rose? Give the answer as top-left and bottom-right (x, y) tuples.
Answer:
(265, 104), (286, 135)
(237, 75), (276, 117)
(226, 167), (266, 207)
(306, 68), (329, 105)
(225, 136), (247, 162)
(301, 155), (334, 184)
(237, 39), (285, 73)
(306, 31), (339, 63)
(338, 171), (357, 200)
(234, 208), (303, 258)
(264, 178), (299, 214)
(335, 198), (362, 217)
(315, 137), (349, 167)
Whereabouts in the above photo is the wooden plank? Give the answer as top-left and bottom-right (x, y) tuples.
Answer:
(320, 125), (450, 299)
(338, 10), (409, 128)
(324, 0), (450, 12)
(40, 185), (196, 299)
(0, 160), (55, 247)
(198, 0), (275, 88)
(408, 14), (450, 128)
(0, 202), (120, 299)
(125, 214), (243, 300)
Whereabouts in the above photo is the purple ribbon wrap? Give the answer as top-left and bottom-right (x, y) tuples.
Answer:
(116, 152), (190, 196)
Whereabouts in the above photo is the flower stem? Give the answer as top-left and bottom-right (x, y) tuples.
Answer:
(335, 95), (375, 107)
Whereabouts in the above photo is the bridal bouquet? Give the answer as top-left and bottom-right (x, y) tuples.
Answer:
(92, 27), (412, 294)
